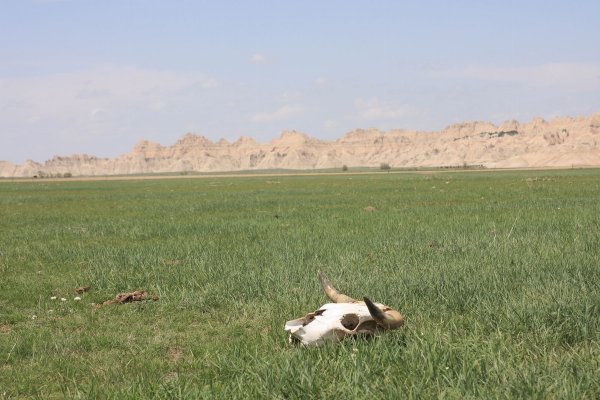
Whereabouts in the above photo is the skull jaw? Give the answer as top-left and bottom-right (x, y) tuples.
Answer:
(286, 322), (381, 347)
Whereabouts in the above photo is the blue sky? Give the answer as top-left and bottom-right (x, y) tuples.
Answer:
(1, 0), (599, 163)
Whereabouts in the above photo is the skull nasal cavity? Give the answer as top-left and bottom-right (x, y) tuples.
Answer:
(341, 314), (360, 331)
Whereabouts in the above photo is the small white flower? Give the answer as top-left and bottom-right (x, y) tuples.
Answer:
(48, 309), (54, 313)
(74, 297), (81, 301)
(50, 296), (57, 300)
(31, 315), (37, 320)
(60, 298), (67, 302)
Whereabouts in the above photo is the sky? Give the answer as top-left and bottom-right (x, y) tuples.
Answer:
(1, 0), (600, 164)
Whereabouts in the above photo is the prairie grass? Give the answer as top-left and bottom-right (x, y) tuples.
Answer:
(1, 169), (599, 399)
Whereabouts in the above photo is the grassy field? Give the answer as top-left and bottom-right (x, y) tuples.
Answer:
(1, 169), (599, 399)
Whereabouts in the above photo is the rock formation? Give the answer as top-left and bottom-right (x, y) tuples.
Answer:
(2, 111), (599, 177)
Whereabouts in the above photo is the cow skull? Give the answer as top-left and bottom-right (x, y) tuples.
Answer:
(284, 271), (404, 346)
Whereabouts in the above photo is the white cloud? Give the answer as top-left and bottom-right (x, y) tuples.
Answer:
(279, 91), (301, 102)
(355, 98), (415, 120)
(0, 64), (218, 122)
(436, 63), (600, 89)
(250, 53), (267, 64)
(0, 64), (220, 162)
(148, 100), (168, 111)
(201, 77), (219, 88)
(323, 119), (338, 130)
(251, 105), (303, 123)
(90, 107), (106, 120)
(315, 76), (329, 86)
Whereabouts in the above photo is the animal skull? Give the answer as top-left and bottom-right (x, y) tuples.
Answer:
(285, 272), (404, 346)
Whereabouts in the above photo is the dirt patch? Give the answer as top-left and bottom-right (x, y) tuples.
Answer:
(364, 205), (376, 212)
(164, 371), (179, 383)
(261, 326), (272, 335)
(162, 259), (183, 267)
(0, 324), (12, 335)
(167, 346), (184, 363)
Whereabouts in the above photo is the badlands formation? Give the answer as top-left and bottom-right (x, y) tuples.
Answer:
(1, 111), (599, 177)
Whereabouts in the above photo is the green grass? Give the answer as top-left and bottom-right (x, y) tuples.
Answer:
(1, 169), (599, 399)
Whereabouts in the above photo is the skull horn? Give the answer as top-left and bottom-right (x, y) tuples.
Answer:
(363, 297), (405, 330)
(318, 271), (357, 303)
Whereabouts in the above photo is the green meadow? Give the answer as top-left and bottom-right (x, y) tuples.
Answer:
(1, 170), (599, 399)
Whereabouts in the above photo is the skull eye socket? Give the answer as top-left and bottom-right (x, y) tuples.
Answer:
(341, 313), (360, 331)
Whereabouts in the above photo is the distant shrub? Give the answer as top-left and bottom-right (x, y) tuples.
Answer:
(480, 130), (519, 138)
(380, 163), (391, 171)
(342, 165), (348, 171)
